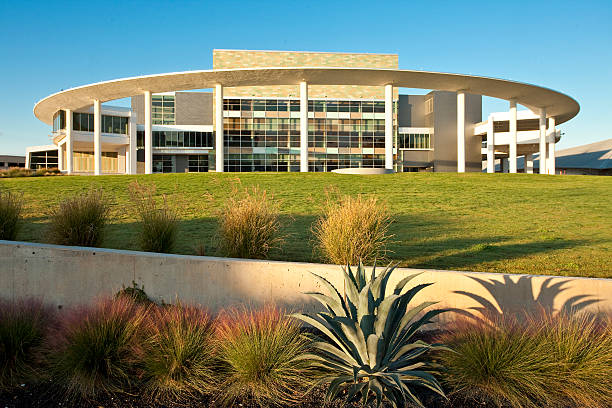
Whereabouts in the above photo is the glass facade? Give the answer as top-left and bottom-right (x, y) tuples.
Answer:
(73, 112), (128, 134)
(397, 133), (431, 150)
(136, 130), (213, 148)
(152, 95), (175, 125)
(222, 98), (395, 172)
(29, 150), (58, 170)
(153, 155), (174, 173)
(188, 155), (208, 172)
(52, 110), (65, 132)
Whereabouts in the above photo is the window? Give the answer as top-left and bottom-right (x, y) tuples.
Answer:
(152, 95), (175, 125)
(222, 98), (396, 172)
(71, 151), (118, 173)
(29, 150), (58, 170)
(188, 155), (208, 172)
(425, 98), (433, 114)
(398, 133), (431, 149)
(52, 110), (65, 132)
(150, 131), (212, 148)
(153, 155), (174, 173)
(73, 112), (128, 134)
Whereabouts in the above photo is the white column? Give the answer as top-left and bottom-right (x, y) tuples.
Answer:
(144, 91), (153, 174)
(548, 117), (556, 175)
(526, 153), (534, 174)
(65, 109), (73, 174)
(509, 100), (518, 173)
(128, 112), (137, 174)
(486, 114), (495, 173)
(93, 99), (102, 175)
(539, 109), (547, 174)
(384, 84), (394, 170)
(299, 81), (308, 172)
(457, 91), (466, 173)
(57, 141), (64, 171)
(215, 84), (224, 172)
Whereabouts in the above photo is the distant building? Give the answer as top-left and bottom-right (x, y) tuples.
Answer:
(516, 138), (612, 175)
(0, 155), (26, 169)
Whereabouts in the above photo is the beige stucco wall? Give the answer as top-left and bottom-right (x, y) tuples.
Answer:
(1, 241), (609, 327)
(213, 49), (399, 100)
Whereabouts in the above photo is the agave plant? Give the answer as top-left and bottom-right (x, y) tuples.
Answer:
(294, 262), (449, 408)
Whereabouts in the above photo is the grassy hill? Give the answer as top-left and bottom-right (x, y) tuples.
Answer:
(1, 172), (610, 278)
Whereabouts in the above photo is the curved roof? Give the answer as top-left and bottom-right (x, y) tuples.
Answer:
(34, 67), (580, 125)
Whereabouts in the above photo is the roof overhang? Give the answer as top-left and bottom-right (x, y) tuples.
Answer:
(33, 67), (580, 126)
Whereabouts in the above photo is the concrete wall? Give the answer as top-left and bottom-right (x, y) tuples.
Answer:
(212, 49), (399, 100)
(131, 95), (144, 125)
(175, 92), (212, 125)
(432, 91), (482, 172)
(400, 150), (433, 168)
(1, 241), (609, 327)
(398, 95), (427, 127)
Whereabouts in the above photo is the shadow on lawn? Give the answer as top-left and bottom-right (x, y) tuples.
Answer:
(404, 237), (585, 270)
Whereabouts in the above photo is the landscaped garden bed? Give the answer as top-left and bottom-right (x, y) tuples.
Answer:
(1, 264), (610, 408)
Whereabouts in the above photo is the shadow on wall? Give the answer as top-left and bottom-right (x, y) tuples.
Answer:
(453, 275), (600, 322)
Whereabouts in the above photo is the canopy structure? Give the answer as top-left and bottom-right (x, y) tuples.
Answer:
(34, 67), (580, 125)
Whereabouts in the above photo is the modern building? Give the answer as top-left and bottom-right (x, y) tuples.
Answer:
(517, 138), (612, 175)
(0, 155), (26, 169)
(29, 50), (579, 175)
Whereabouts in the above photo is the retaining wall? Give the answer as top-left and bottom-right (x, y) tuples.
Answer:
(1, 241), (610, 326)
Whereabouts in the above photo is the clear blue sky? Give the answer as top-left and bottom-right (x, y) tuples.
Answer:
(1, 0), (610, 155)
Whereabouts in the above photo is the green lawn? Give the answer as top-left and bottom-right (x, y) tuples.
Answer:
(1, 172), (610, 278)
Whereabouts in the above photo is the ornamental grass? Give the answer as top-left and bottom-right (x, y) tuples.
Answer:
(312, 194), (393, 265)
(128, 181), (178, 253)
(0, 190), (23, 240)
(141, 303), (217, 404)
(47, 297), (148, 399)
(216, 188), (284, 259)
(0, 298), (53, 391)
(48, 189), (109, 247)
(214, 305), (314, 407)
(439, 311), (612, 408)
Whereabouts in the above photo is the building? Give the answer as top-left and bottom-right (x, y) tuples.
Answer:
(517, 138), (612, 175)
(0, 155), (26, 169)
(29, 50), (579, 175)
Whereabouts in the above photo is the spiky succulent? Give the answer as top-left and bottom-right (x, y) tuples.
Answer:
(294, 262), (449, 408)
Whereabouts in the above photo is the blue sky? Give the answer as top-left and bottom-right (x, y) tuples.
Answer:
(0, 0), (610, 155)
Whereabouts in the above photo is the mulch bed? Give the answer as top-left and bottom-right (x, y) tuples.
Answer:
(0, 382), (486, 408)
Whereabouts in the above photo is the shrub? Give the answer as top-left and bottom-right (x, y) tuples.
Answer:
(439, 312), (612, 408)
(48, 189), (109, 247)
(34, 167), (61, 177)
(217, 188), (284, 259)
(48, 297), (147, 399)
(0, 168), (31, 178)
(141, 304), (216, 404)
(0, 299), (53, 390)
(115, 281), (153, 305)
(295, 262), (448, 408)
(0, 167), (62, 178)
(0, 190), (23, 240)
(215, 306), (313, 407)
(541, 312), (612, 408)
(129, 181), (178, 253)
(312, 195), (392, 265)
